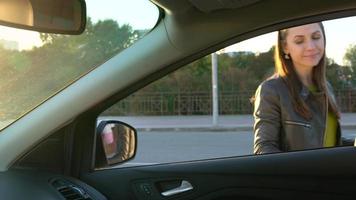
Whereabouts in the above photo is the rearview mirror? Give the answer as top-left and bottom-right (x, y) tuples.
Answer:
(95, 121), (137, 168)
(0, 0), (86, 34)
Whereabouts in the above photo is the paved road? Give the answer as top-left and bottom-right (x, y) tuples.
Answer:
(131, 131), (253, 164)
(120, 129), (356, 167)
(100, 113), (356, 132)
(99, 114), (356, 168)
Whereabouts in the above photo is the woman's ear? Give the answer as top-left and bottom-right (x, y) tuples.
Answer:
(282, 42), (289, 55)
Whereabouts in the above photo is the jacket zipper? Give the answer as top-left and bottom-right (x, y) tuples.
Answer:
(284, 120), (311, 129)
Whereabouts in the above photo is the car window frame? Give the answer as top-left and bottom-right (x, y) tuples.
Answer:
(89, 12), (356, 169)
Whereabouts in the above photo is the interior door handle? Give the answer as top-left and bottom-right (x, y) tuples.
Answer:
(161, 180), (193, 197)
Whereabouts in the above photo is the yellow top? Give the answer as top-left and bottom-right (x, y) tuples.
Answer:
(308, 85), (337, 147)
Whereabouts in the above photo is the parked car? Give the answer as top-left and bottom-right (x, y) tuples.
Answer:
(1, 0), (356, 200)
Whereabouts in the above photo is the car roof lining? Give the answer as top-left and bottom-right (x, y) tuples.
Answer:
(156, 0), (356, 57)
(152, 0), (262, 13)
(189, 0), (261, 13)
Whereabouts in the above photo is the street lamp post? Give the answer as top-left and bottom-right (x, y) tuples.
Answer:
(211, 52), (219, 126)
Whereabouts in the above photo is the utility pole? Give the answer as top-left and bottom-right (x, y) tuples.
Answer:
(211, 52), (219, 126)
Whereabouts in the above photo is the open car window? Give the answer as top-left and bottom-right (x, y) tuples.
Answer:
(98, 16), (356, 168)
(0, 0), (159, 130)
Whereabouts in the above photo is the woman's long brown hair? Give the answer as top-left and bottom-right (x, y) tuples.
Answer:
(276, 22), (340, 119)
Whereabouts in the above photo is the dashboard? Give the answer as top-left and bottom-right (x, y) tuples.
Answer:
(0, 169), (106, 200)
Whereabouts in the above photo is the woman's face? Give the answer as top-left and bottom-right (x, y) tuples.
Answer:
(283, 23), (325, 70)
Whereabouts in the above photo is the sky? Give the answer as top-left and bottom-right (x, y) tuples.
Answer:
(86, 0), (159, 29)
(0, 1), (355, 65)
(226, 16), (356, 65)
(0, 0), (159, 50)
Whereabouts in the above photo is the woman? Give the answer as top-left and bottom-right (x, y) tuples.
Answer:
(253, 22), (342, 154)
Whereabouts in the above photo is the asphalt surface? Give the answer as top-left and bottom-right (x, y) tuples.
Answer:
(99, 113), (356, 132)
(99, 113), (356, 167)
(118, 129), (356, 167)
(128, 130), (253, 166)
(99, 114), (356, 168)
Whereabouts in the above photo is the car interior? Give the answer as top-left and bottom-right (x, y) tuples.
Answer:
(1, 0), (356, 200)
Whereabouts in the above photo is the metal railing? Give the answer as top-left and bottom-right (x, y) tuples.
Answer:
(103, 89), (356, 116)
(335, 89), (356, 112)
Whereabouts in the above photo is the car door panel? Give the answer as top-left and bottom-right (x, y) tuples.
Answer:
(81, 146), (356, 200)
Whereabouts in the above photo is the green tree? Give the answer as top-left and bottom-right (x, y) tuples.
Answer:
(344, 44), (356, 86)
(326, 58), (349, 89)
(0, 18), (140, 119)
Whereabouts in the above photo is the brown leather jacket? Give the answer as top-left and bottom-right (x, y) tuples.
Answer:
(253, 76), (342, 154)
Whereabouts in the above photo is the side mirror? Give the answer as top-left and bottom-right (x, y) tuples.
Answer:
(0, 0), (86, 34)
(95, 120), (137, 168)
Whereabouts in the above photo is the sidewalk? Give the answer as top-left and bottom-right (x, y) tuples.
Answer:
(100, 113), (356, 132)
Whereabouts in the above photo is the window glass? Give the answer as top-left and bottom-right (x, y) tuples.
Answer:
(99, 16), (356, 167)
(0, 0), (159, 130)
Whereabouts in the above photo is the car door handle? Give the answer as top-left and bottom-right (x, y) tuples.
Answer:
(161, 180), (193, 196)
